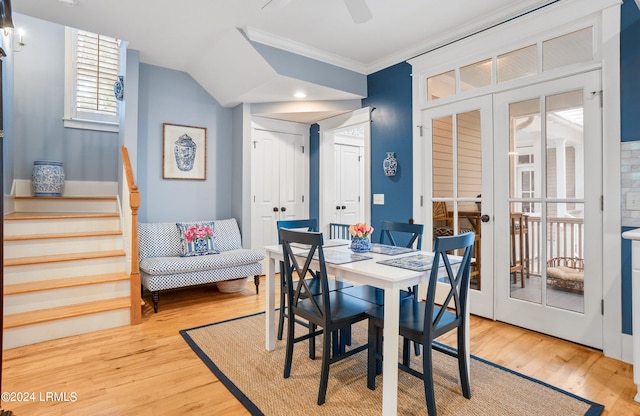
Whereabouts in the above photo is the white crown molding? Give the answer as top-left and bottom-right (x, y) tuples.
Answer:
(243, 26), (368, 74)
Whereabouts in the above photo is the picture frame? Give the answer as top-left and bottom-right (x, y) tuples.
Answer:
(162, 123), (207, 180)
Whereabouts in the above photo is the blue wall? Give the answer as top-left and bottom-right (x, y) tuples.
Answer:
(12, 14), (118, 182)
(136, 64), (233, 223)
(363, 62), (414, 243)
(620, 0), (640, 335)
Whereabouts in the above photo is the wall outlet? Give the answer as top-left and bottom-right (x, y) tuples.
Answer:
(627, 192), (640, 210)
(373, 194), (385, 205)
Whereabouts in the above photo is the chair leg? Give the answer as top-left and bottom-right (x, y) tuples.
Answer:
(422, 345), (438, 416)
(254, 275), (260, 294)
(277, 290), (286, 341)
(457, 328), (471, 399)
(284, 312), (295, 379)
(317, 330), (332, 405)
(309, 324), (316, 359)
(402, 338), (411, 367)
(151, 291), (159, 313)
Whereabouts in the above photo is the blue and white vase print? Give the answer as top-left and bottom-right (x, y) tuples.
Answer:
(350, 237), (371, 253)
(32, 161), (65, 197)
(174, 134), (197, 171)
(383, 152), (398, 176)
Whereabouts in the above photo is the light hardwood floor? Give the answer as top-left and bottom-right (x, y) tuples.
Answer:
(2, 277), (639, 415)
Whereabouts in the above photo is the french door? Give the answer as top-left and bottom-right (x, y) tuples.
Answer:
(494, 71), (603, 348)
(421, 96), (494, 318)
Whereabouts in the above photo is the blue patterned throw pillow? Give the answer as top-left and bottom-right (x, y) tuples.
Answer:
(176, 221), (219, 257)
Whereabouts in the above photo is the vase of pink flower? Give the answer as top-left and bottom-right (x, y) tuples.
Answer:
(349, 223), (374, 253)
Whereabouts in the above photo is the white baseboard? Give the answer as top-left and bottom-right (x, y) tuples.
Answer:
(13, 179), (118, 197)
(621, 333), (634, 364)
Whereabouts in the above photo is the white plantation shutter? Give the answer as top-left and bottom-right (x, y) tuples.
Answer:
(75, 31), (119, 115)
(64, 28), (120, 132)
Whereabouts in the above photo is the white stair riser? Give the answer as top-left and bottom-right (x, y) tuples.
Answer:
(3, 309), (130, 350)
(4, 235), (124, 258)
(14, 199), (118, 213)
(5, 281), (130, 314)
(4, 257), (126, 285)
(5, 217), (121, 236)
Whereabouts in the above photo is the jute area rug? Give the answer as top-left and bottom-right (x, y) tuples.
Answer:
(180, 312), (603, 416)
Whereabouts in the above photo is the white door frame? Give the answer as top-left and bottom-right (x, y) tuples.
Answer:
(318, 108), (372, 236)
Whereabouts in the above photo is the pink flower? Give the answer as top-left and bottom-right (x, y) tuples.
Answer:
(185, 225), (213, 243)
(348, 223), (374, 238)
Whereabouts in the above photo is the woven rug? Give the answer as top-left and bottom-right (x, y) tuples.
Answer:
(180, 312), (604, 416)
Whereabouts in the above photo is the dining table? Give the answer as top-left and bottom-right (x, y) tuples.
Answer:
(263, 239), (470, 416)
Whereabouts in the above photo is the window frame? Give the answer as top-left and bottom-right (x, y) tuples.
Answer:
(64, 27), (120, 133)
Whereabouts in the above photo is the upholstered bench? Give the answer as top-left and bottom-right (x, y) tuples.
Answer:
(138, 218), (264, 312)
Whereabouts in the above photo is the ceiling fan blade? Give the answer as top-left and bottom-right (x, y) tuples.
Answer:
(344, 0), (372, 24)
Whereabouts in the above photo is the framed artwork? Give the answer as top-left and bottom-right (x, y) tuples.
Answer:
(162, 123), (207, 180)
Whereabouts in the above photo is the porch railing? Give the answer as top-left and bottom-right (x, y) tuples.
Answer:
(525, 216), (584, 274)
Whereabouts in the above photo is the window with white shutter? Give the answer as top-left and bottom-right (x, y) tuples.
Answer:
(64, 27), (120, 132)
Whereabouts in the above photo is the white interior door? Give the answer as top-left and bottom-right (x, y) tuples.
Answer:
(333, 143), (362, 224)
(421, 95), (494, 318)
(251, 128), (307, 251)
(319, 108), (371, 236)
(494, 71), (603, 348)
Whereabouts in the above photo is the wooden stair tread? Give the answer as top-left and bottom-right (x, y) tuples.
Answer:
(4, 230), (122, 241)
(4, 297), (130, 329)
(14, 195), (117, 201)
(5, 272), (130, 295)
(4, 250), (126, 267)
(4, 212), (119, 220)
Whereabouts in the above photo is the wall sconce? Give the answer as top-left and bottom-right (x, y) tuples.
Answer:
(383, 152), (397, 177)
(13, 27), (24, 52)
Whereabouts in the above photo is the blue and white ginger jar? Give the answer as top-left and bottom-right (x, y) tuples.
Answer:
(383, 152), (397, 176)
(31, 161), (65, 197)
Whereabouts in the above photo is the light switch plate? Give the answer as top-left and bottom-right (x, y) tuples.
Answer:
(373, 194), (384, 205)
(627, 192), (640, 210)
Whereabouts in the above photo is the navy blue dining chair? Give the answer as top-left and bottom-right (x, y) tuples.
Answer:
(276, 219), (353, 342)
(280, 228), (374, 405)
(366, 232), (475, 416)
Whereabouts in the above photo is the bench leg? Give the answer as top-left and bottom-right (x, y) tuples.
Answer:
(151, 291), (159, 313)
(254, 275), (260, 295)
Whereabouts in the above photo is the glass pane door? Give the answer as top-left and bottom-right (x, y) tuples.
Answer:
(423, 96), (494, 319)
(495, 72), (602, 348)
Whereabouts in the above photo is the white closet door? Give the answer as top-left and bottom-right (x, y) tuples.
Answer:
(252, 128), (307, 250)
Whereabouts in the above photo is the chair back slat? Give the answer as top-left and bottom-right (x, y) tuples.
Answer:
(424, 233), (475, 337)
(277, 219), (318, 243)
(280, 228), (329, 323)
(329, 223), (351, 240)
(379, 220), (424, 250)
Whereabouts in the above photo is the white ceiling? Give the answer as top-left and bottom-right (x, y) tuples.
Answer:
(13, 0), (558, 119)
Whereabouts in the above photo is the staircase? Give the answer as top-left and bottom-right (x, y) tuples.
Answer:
(3, 195), (131, 349)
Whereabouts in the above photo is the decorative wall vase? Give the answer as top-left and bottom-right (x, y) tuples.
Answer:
(174, 134), (197, 171)
(350, 237), (371, 253)
(31, 160), (65, 197)
(383, 152), (398, 176)
(114, 75), (124, 101)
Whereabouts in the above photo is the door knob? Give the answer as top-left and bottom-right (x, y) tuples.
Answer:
(336, 205), (341, 210)
(281, 207), (287, 212)
(480, 214), (490, 223)
(341, 205), (346, 210)
(273, 207), (279, 212)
